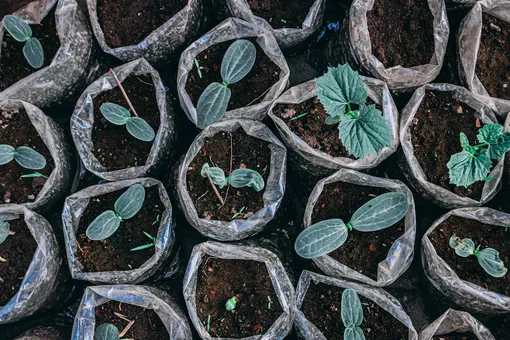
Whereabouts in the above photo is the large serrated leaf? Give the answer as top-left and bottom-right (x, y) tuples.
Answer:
(126, 117), (155, 142)
(447, 149), (492, 188)
(221, 40), (256, 84)
(350, 192), (408, 232)
(0, 219), (10, 244)
(86, 210), (122, 241)
(341, 289), (363, 328)
(0, 144), (16, 165)
(114, 184), (146, 220)
(100, 103), (131, 125)
(449, 236), (475, 257)
(477, 248), (507, 278)
(95, 323), (120, 340)
(200, 163), (227, 188)
(196, 82), (231, 129)
(294, 219), (348, 259)
(344, 327), (366, 340)
(23, 37), (44, 69)
(228, 168), (265, 192)
(3, 15), (32, 42)
(477, 124), (510, 159)
(14, 146), (47, 170)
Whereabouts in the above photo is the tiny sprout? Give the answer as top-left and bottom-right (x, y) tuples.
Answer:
(0, 219), (10, 244)
(225, 296), (238, 311)
(130, 231), (156, 251)
(267, 296), (272, 310)
(201, 163), (265, 192)
(95, 323), (120, 340)
(20, 171), (48, 179)
(207, 315), (211, 332)
(232, 206), (246, 220)
(289, 112), (308, 121)
(194, 58), (204, 78)
(100, 103), (155, 142)
(0, 144), (46, 170)
(152, 214), (160, 225)
(341, 289), (365, 340)
(2, 15), (45, 68)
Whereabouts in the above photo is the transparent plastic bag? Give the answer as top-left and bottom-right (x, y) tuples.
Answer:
(175, 119), (287, 241)
(349, 0), (449, 89)
(177, 18), (290, 128)
(72, 285), (192, 340)
(400, 83), (506, 209)
(62, 178), (175, 284)
(71, 58), (176, 181)
(14, 327), (66, 340)
(183, 241), (295, 339)
(422, 207), (510, 314)
(0, 0), (93, 108)
(0, 205), (63, 324)
(0, 100), (71, 213)
(294, 270), (418, 339)
(225, 0), (325, 49)
(419, 309), (496, 340)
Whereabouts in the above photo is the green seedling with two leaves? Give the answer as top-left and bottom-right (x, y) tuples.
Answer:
(2, 15), (45, 68)
(0, 144), (46, 170)
(341, 289), (366, 340)
(99, 103), (155, 142)
(201, 163), (264, 192)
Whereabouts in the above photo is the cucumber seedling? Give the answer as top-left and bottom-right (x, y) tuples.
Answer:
(201, 163), (265, 192)
(341, 289), (366, 340)
(2, 15), (45, 68)
(0, 144), (46, 170)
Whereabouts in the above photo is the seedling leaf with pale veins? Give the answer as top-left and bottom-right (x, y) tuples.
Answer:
(0, 219), (10, 244)
(3, 15), (44, 69)
(0, 144), (46, 170)
(100, 103), (155, 142)
(341, 289), (365, 340)
(201, 163), (265, 192)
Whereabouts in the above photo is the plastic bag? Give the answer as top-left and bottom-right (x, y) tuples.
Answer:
(225, 0), (325, 49)
(0, 205), (63, 324)
(177, 18), (290, 128)
(62, 178), (176, 284)
(86, 0), (202, 64)
(14, 327), (66, 340)
(175, 119), (287, 241)
(267, 77), (399, 177)
(457, 0), (510, 118)
(422, 207), (510, 314)
(294, 270), (418, 339)
(72, 285), (192, 340)
(419, 309), (496, 340)
(302, 168), (416, 287)
(348, 0), (449, 89)
(0, 100), (71, 213)
(70, 58), (176, 182)
(183, 241), (295, 339)
(0, 0), (93, 108)
(400, 83), (506, 209)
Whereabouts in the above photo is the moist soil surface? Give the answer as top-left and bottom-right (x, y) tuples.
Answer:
(0, 218), (38, 306)
(246, 0), (316, 29)
(91, 74), (160, 171)
(302, 282), (409, 340)
(0, 8), (61, 91)
(185, 39), (281, 111)
(410, 90), (488, 200)
(95, 301), (168, 338)
(0, 108), (54, 205)
(432, 336), (478, 340)
(366, 0), (435, 68)
(195, 257), (283, 338)
(97, 0), (188, 48)
(187, 130), (271, 221)
(75, 186), (164, 272)
(429, 215), (510, 296)
(311, 182), (405, 280)
(476, 13), (510, 101)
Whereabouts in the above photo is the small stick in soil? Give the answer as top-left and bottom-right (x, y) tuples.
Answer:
(203, 167), (224, 205)
(0, 276), (4, 284)
(197, 190), (210, 202)
(8, 231), (15, 236)
(246, 87), (271, 107)
(219, 134), (234, 210)
(119, 319), (135, 338)
(0, 256), (7, 263)
(76, 240), (84, 253)
(109, 68), (139, 117)
(114, 312), (131, 322)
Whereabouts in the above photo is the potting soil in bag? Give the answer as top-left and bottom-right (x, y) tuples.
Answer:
(419, 309), (496, 340)
(14, 326), (67, 340)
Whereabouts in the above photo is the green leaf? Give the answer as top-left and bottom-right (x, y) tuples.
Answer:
(459, 133), (470, 149)
(325, 115), (342, 125)
(338, 104), (392, 159)
(196, 82), (231, 129)
(477, 248), (507, 278)
(95, 323), (120, 340)
(23, 37), (44, 69)
(449, 236), (475, 257)
(130, 243), (154, 251)
(126, 117), (155, 142)
(341, 289), (364, 328)
(221, 40), (257, 84)
(201, 163), (227, 188)
(350, 192), (408, 232)
(14, 146), (46, 170)
(20, 171), (47, 178)
(294, 219), (348, 259)
(100, 103), (131, 125)
(86, 210), (122, 241)
(447, 149), (492, 188)
(477, 124), (510, 159)
(0, 144), (16, 165)
(3, 15), (32, 42)
(344, 327), (366, 340)
(315, 64), (367, 117)
(0, 219), (10, 245)
(114, 184), (145, 220)
(225, 296), (237, 311)
(228, 168), (265, 192)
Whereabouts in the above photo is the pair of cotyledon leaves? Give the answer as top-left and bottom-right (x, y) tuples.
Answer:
(0, 144), (46, 170)
(342, 289), (366, 340)
(0, 218), (10, 245)
(295, 192), (408, 259)
(99, 103), (155, 142)
(201, 163), (265, 192)
(3, 15), (45, 69)
(196, 39), (256, 129)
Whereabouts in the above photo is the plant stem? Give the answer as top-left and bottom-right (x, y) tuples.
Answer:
(203, 167), (225, 205)
(109, 68), (139, 117)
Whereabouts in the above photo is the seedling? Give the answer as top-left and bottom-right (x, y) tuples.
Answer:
(0, 219), (10, 244)
(295, 192), (408, 259)
(225, 295), (238, 311)
(95, 323), (119, 340)
(0, 144), (46, 170)
(449, 235), (507, 278)
(2, 15), (44, 68)
(315, 65), (392, 159)
(86, 184), (145, 241)
(447, 124), (510, 188)
(289, 112), (308, 121)
(231, 206), (246, 220)
(130, 231), (156, 251)
(196, 40), (257, 128)
(341, 289), (365, 340)
(194, 58), (204, 78)
(20, 171), (47, 178)
(201, 163), (265, 192)
(99, 102), (155, 142)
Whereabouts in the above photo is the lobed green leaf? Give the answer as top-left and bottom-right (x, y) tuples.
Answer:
(447, 149), (492, 188)
(126, 117), (155, 142)
(23, 37), (44, 69)
(0, 219), (10, 244)
(3, 15), (32, 42)
(294, 219), (348, 259)
(95, 323), (120, 340)
(477, 124), (510, 159)
(114, 184), (145, 220)
(221, 40), (256, 84)
(14, 146), (46, 170)
(449, 235), (475, 257)
(201, 163), (227, 188)
(196, 82), (231, 129)
(86, 210), (122, 241)
(341, 289), (363, 328)
(350, 192), (408, 232)
(0, 144), (16, 165)
(477, 248), (507, 278)
(228, 168), (265, 191)
(100, 103), (131, 125)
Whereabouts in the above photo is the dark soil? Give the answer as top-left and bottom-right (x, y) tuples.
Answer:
(185, 39), (281, 111)
(366, 0), (435, 68)
(476, 13), (510, 101)
(75, 186), (164, 272)
(0, 108), (54, 205)
(0, 218), (38, 306)
(410, 90), (486, 200)
(195, 257), (283, 338)
(186, 130), (271, 221)
(246, 0), (316, 29)
(311, 182), (405, 280)
(0, 8), (61, 91)
(432, 335), (478, 340)
(97, 0), (188, 48)
(302, 282), (409, 340)
(91, 74), (160, 171)
(429, 215), (510, 296)
(95, 301), (168, 338)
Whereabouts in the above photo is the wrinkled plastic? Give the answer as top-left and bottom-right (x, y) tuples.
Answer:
(294, 270), (418, 339)
(72, 285), (192, 340)
(419, 309), (495, 340)
(400, 83), (506, 209)
(183, 241), (295, 339)
(303, 169), (417, 287)
(177, 18), (290, 128)
(0, 100), (71, 212)
(87, 0), (202, 64)
(62, 178), (175, 284)
(0, 205), (63, 324)
(175, 119), (287, 241)
(71, 58), (176, 181)
(225, 0), (325, 49)
(457, 0), (510, 118)
(0, 0), (93, 108)
(14, 327), (66, 340)
(422, 207), (510, 314)
(268, 77), (399, 177)
(349, 0), (449, 89)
